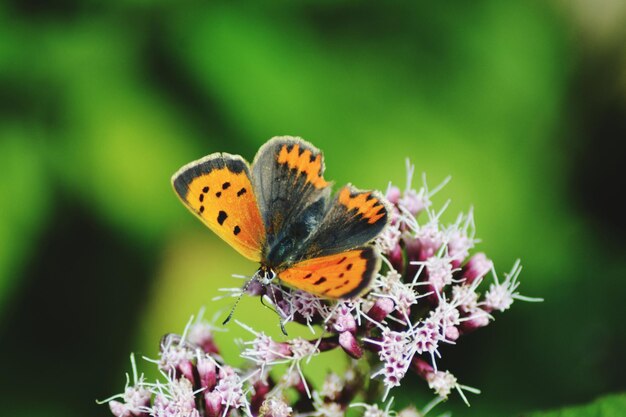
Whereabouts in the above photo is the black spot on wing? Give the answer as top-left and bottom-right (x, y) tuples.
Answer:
(217, 211), (228, 225)
(304, 273), (312, 279)
(222, 182), (231, 190)
(199, 194), (204, 202)
(233, 225), (241, 235)
(216, 191), (222, 198)
(237, 187), (247, 197)
(202, 186), (209, 193)
(313, 277), (327, 285)
(199, 206), (205, 213)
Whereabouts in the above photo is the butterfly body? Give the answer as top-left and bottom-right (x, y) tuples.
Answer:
(172, 137), (389, 299)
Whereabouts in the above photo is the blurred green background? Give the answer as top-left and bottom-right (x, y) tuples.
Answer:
(1, 1), (626, 416)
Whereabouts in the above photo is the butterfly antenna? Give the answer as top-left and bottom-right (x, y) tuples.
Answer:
(222, 279), (253, 326)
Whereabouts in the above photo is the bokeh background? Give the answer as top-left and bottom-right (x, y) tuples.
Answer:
(1, 1), (626, 416)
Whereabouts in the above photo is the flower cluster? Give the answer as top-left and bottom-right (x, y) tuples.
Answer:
(221, 161), (541, 403)
(102, 317), (254, 417)
(102, 315), (446, 417)
(103, 161), (540, 416)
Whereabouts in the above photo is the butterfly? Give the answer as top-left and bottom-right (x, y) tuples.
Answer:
(171, 136), (389, 306)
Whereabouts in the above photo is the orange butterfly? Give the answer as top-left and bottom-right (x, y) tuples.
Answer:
(172, 137), (389, 301)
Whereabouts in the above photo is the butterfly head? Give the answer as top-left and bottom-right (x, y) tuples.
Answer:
(255, 265), (276, 285)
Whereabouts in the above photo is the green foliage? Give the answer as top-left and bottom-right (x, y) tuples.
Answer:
(523, 393), (626, 417)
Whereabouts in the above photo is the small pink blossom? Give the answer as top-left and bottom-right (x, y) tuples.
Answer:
(108, 383), (151, 417)
(376, 270), (418, 318)
(213, 366), (247, 410)
(152, 377), (199, 417)
(426, 370), (457, 398)
(376, 223), (402, 254)
(412, 319), (441, 356)
(411, 223), (444, 261)
(424, 255), (454, 293)
(331, 303), (357, 333)
(483, 260), (542, 312)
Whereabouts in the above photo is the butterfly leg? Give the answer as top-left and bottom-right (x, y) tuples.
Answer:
(259, 285), (289, 336)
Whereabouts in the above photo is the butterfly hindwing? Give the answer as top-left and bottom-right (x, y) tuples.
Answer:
(251, 136), (332, 265)
(172, 153), (265, 262)
(278, 246), (380, 299)
(295, 184), (390, 261)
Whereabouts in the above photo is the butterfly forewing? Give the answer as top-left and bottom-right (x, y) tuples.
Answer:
(172, 153), (265, 262)
(278, 246), (380, 299)
(251, 137), (332, 265)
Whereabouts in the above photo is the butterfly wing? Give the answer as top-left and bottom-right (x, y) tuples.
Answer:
(172, 153), (265, 262)
(251, 136), (332, 265)
(294, 184), (390, 261)
(278, 246), (380, 298)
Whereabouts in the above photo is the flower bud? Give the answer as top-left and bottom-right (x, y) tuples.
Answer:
(204, 391), (223, 417)
(367, 297), (395, 325)
(197, 356), (217, 391)
(445, 325), (459, 341)
(411, 357), (434, 380)
(459, 312), (490, 333)
(462, 252), (493, 284)
(188, 323), (219, 355)
(178, 360), (195, 384)
(339, 331), (363, 359)
(404, 236), (421, 262)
